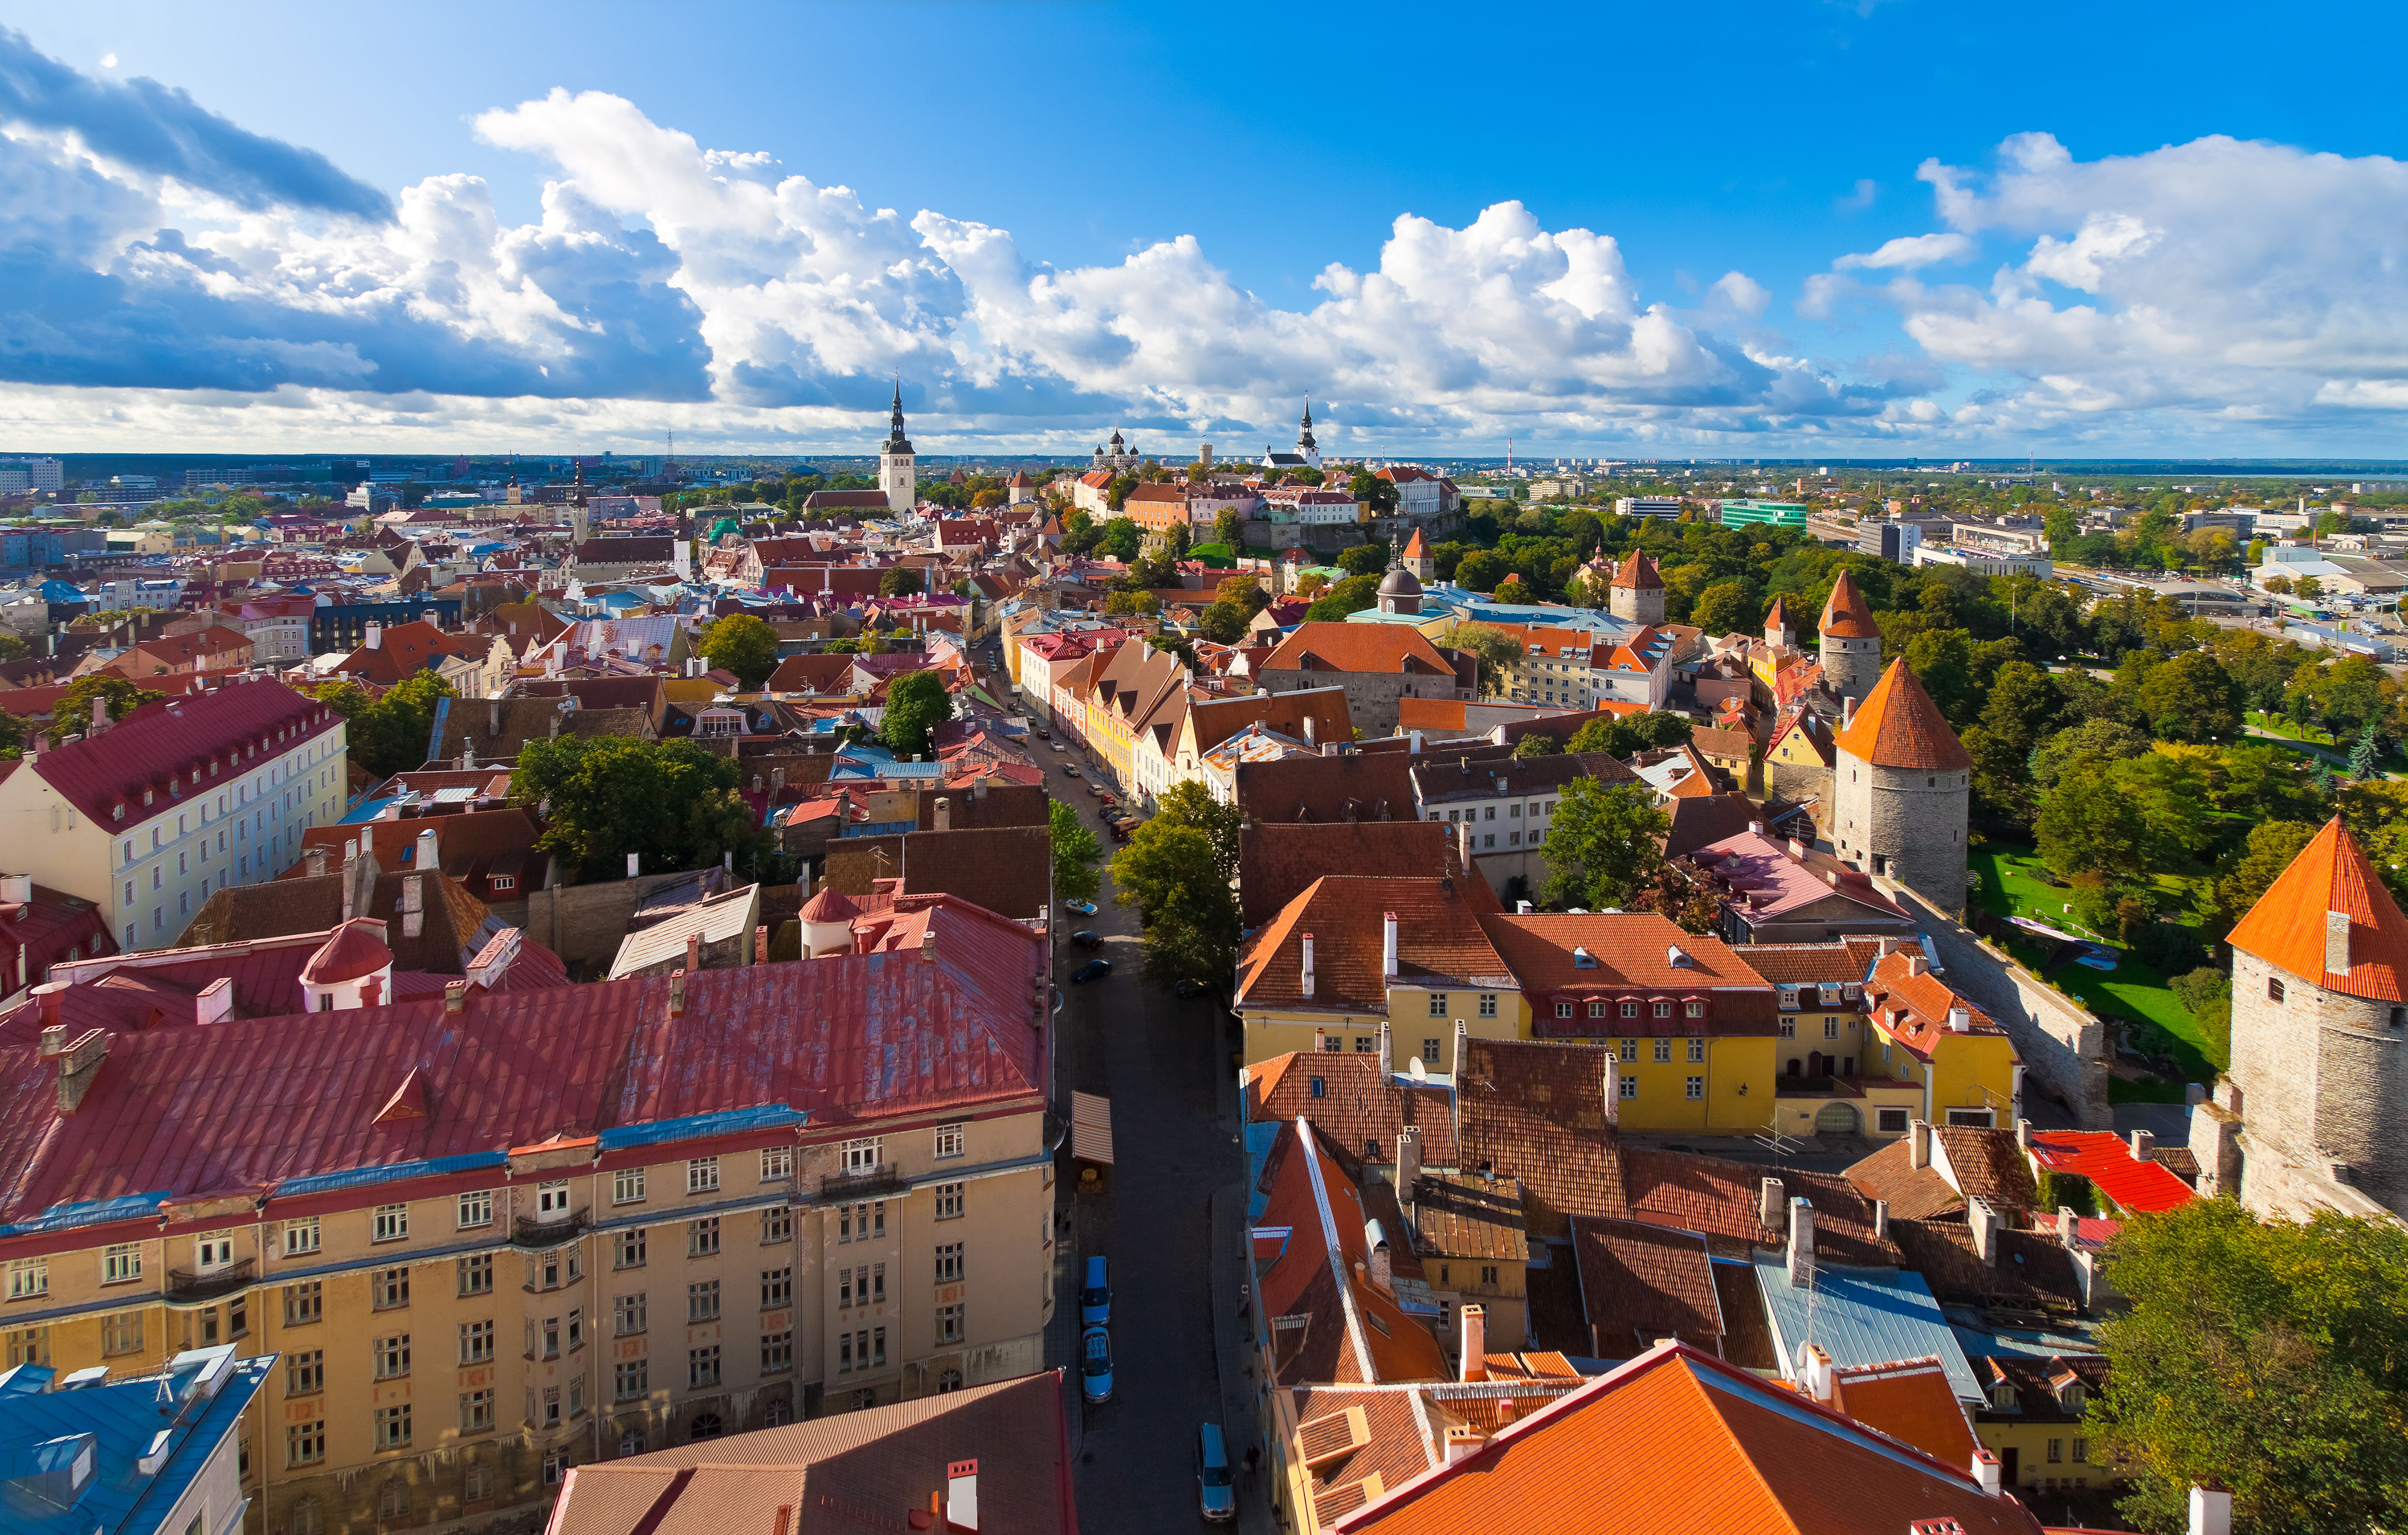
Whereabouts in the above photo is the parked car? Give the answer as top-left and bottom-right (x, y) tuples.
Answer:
(1196, 1423), (1236, 1523)
(1035, 727), (1051, 739)
(1081, 1325), (1114, 1404)
(1081, 1256), (1111, 1326)
(1087, 781), (1108, 798)
(1063, 899), (1097, 917)
(1070, 930), (1105, 950)
(1107, 822), (1132, 843)
(1071, 958), (1112, 984)
(1173, 978), (1211, 999)
(1062, 763), (1080, 776)
(1049, 742), (1066, 752)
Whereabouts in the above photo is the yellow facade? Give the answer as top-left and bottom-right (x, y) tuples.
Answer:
(1551, 1033), (1776, 1135)
(1242, 979), (1527, 1074)
(1976, 1419), (2112, 1493)
(1867, 1020), (2022, 1128)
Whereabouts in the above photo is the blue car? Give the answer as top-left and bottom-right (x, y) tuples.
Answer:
(1063, 899), (1097, 917)
(1071, 958), (1111, 984)
(1196, 1423), (1236, 1522)
(1081, 1325), (1114, 1404)
(1081, 1256), (1111, 1326)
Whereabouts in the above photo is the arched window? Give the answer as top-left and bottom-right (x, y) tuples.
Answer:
(937, 1368), (964, 1394)
(288, 1502), (323, 1535)
(689, 1412), (724, 1440)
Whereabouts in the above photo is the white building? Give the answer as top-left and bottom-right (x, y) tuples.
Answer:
(1614, 496), (1684, 518)
(0, 456), (62, 492)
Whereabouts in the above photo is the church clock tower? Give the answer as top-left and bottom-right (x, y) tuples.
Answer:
(879, 379), (917, 515)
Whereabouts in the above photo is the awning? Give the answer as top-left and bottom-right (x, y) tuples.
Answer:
(1071, 1091), (1114, 1165)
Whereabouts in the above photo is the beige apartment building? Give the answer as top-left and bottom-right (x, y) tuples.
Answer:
(0, 890), (1054, 1534)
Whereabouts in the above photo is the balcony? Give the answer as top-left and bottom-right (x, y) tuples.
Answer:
(815, 1162), (905, 1202)
(511, 1209), (591, 1249)
(165, 1258), (254, 1306)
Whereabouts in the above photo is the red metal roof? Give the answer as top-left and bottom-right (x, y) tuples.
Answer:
(2026, 1132), (2194, 1215)
(299, 919), (393, 984)
(33, 679), (340, 826)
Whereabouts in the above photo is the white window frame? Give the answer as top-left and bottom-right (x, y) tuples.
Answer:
(283, 1218), (321, 1257)
(458, 1190), (493, 1229)
(5, 1257), (46, 1300)
(686, 1157), (720, 1194)
(371, 1204), (408, 1243)
(759, 1147), (793, 1182)
(102, 1244), (143, 1285)
(932, 1124), (965, 1160)
(613, 1168), (647, 1205)
(841, 1138), (883, 1173)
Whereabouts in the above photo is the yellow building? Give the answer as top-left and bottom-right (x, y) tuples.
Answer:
(0, 896), (1055, 1534)
(1972, 1354), (2119, 1495)
(1857, 946), (2022, 1129)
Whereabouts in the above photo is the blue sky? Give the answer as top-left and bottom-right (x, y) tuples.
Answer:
(4, 1), (2408, 457)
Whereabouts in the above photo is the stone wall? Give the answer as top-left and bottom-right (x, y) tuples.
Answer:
(1885, 882), (2112, 1129)
(488, 869), (740, 977)
(1258, 668), (1456, 736)
(1834, 758), (1969, 914)
(2229, 950), (2408, 1220)
(1820, 633), (1881, 702)
(1764, 760), (1832, 810)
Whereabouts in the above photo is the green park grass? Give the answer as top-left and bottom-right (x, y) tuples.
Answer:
(1967, 845), (2224, 1094)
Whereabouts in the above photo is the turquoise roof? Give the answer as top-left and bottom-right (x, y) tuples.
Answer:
(0, 1347), (272, 1535)
(1750, 1254), (1981, 1403)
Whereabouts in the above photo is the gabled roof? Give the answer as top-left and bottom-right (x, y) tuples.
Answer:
(1819, 567), (1881, 638)
(1262, 622), (1456, 677)
(1256, 1119), (1452, 1388)
(1237, 876), (1514, 1012)
(1834, 660), (1972, 772)
(1235, 751), (1419, 826)
(1472, 912), (1779, 1035)
(1689, 830), (1912, 925)
(1239, 821), (1460, 927)
(1571, 1215), (1724, 1355)
(1862, 950), (2011, 1064)
(2226, 816), (2408, 1000)
(1246, 1052), (1459, 1169)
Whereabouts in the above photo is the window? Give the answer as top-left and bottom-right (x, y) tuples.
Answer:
(612, 1289), (648, 1336)
(842, 1138), (883, 1173)
(613, 1168), (647, 1205)
(687, 1157), (720, 1194)
(4, 1328), (46, 1369)
(839, 1267), (854, 1307)
(1652, 1000), (1672, 1019)
(5, 1258), (46, 1301)
(283, 1283), (322, 1327)
(537, 1181), (571, 1218)
(458, 1189), (493, 1229)
(568, 1307), (584, 1351)
(870, 1262), (886, 1301)
(1619, 1075), (1638, 1100)
(615, 1359), (649, 1401)
(1320, 1035), (1342, 1053)
(1653, 1038), (1672, 1063)
(1877, 1107), (1911, 1134)
(689, 1218), (720, 1257)
(689, 1346), (721, 1388)
(928, 1121), (968, 1161)
(461, 1389), (494, 1433)
(688, 1280), (721, 1323)
(1824, 1018), (1841, 1040)
(935, 1182), (964, 1221)
(936, 1244), (964, 1282)
(465, 1463), (492, 1502)
(1620, 1000), (1639, 1019)
(372, 1203), (408, 1242)
(1428, 993), (1448, 1017)
(2073, 1436), (2090, 1464)
(460, 1319), (494, 1363)
(103, 1244), (142, 1285)
(1478, 994), (1497, 1018)
(615, 1229), (647, 1270)
(287, 1350), (324, 1397)
(1686, 1076), (1705, 1100)
(288, 1420), (326, 1468)
(762, 1330), (794, 1373)
(839, 1330), (854, 1371)
(2268, 976), (2286, 1003)
(372, 1267), (409, 1310)
(2046, 1437), (2063, 1464)
(1353, 1035), (1373, 1053)
(1684, 1000), (1704, 1018)
(1779, 1018), (1796, 1038)
(760, 1147), (793, 1181)
(1618, 1038), (1638, 1062)
(1587, 1000), (1607, 1019)
(374, 1334), (411, 1379)
(938, 1304), (963, 1344)
(1555, 1001), (1573, 1019)
(376, 1404), (411, 1450)
(458, 1252), (493, 1297)
(873, 1326), (887, 1366)
(542, 1385), (560, 1426)
(1687, 1038), (1705, 1063)
(283, 1218), (320, 1257)
(1480, 1265), (1499, 1286)
(761, 1206), (792, 1244)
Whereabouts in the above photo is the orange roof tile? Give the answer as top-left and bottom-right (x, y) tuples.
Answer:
(1246, 1051), (1460, 1169)
(1609, 551), (1662, 591)
(1834, 660), (1972, 772)
(1401, 529), (1429, 559)
(1826, 1359), (1982, 1468)
(1237, 876), (1515, 1013)
(1472, 912), (1779, 1037)
(1819, 568), (1881, 638)
(1264, 622), (1457, 678)
(2226, 816), (2408, 1000)
(1863, 949), (2011, 1064)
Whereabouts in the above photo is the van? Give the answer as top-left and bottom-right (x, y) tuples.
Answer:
(1081, 1256), (1111, 1327)
(1196, 1422), (1236, 1522)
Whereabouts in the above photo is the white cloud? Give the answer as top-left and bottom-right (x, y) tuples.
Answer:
(1835, 178), (1877, 212)
(98, 52), (115, 69)
(1834, 232), (1977, 270)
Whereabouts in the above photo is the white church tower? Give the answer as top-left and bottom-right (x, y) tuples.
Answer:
(879, 379), (916, 514)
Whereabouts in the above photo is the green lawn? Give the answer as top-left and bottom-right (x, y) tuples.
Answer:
(1967, 844), (2226, 1082)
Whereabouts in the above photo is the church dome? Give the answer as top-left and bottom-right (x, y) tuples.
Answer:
(1377, 564), (1423, 598)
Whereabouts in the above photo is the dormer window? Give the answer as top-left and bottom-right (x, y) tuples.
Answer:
(1992, 1382), (2019, 1412)
(1572, 946), (1597, 969)
(1653, 1000), (1672, 1019)
(2059, 1382), (2085, 1413)
(1621, 1000), (1639, 1019)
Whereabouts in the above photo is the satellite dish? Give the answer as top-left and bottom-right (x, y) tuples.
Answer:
(1407, 1058), (1427, 1082)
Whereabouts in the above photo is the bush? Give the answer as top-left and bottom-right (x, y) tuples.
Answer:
(2035, 1168), (2096, 1217)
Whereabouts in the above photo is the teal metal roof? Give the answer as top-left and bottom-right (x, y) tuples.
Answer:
(0, 1347), (272, 1535)
(1750, 1254), (1981, 1403)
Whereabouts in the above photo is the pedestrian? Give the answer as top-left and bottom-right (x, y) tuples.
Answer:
(1244, 1445), (1261, 1480)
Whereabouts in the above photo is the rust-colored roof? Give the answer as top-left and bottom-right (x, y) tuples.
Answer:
(1622, 1149), (1901, 1267)
(1610, 551), (1663, 591)
(1240, 822), (1458, 927)
(1472, 912), (1779, 1037)
(1401, 529), (1429, 559)
(2226, 816), (2408, 1000)
(1455, 1038), (1625, 1240)
(1863, 950), (2010, 1064)
(1834, 660), (1972, 772)
(298, 918), (393, 984)
(1235, 743), (1420, 826)
(1328, 1342), (2047, 1534)
(798, 885), (861, 922)
(1819, 568), (1881, 639)
(2026, 1130), (2195, 1215)
(1410, 1172), (1530, 1262)
(1256, 1120), (1452, 1388)
(1825, 1359), (1981, 1468)
(1246, 1052), (1460, 1169)
(1887, 1220), (2087, 1312)
(1732, 937), (1884, 985)
(1236, 876), (1514, 1013)
(1263, 622), (1457, 678)
(1932, 1126), (2040, 1214)
(1570, 1215), (1724, 1356)
(1843, 1138), (1967, 1222)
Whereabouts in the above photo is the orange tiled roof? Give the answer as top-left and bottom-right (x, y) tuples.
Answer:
(1819, 567), (1881, 638)
(1825, 1359), (1982, 1468)
(1834, 660), (1972, 772)
(1237, 876), (1515, 1012)
(1255, 1120), (1451, 1388)
(1609, 551), (1663, 591)
(1247, 1052), (1460, 1169)
(1863, 949), (2011, 1063)
(1571, 1215), (1724, 1354)
(1264, 622), (1457, 678)
(1472, 912), (1779, 1037)
(2226, 816), (2408, 1000)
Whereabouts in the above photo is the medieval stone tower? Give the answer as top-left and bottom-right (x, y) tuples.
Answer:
(2214, 817), (2408, 1221)
(1818, 568), (1882, 705)
(1609, 550), (1665, 626)
(1831, 659), (1970, 914)
(878, 379), (916, 515)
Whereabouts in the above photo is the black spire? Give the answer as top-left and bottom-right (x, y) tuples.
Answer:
(883, 376), (914, 455)
(571, 456), (587, 508)
(1298, 399), (1318, 453)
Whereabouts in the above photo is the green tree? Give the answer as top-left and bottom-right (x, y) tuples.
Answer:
(2092, 1200), (2408, 1534)
(1099, 517), (1143, 560)
(1348, 470), (1400, 515)
(1435, 622), (1523, 698)
(511, 736), (763, 883)
(1540, 779), (1670, 910)
(1690, 580), (1758, 636)
(0, 707), (27, 758)
(698, 613), (780, 689)
(1511, 733), (1562, 758)
(1050, 796), (1103, 904)
(2036, 763), (2153, 878)
(1336, 544), (1389, 577)
(1453, 550), (1506, 592)
(48, 675), (168, 745)
(877, 565), (925, 598)
(2217, 819), (2321, 923)
(1110, 783), (1241, 983)
(1212, 506), (1244, 550)
(881, 669), (953, 759)
(2137, 650), (2244, 743)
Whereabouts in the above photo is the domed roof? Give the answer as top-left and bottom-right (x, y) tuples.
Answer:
(1378, 564), (1423, 597)
(301, 918), (394, 985)
(799, 886), (862, 923)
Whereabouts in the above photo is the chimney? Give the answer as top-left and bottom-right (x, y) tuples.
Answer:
(1788, 837), (1807, 860)
(1786, 1197), (1815, 1288)
(1458, 1304), (1486, 1381)
(1302, 713), (1317, 746)
(1973, 1448), (2002, 1498)
(1382, 911), (1399, 981)
(444, 980), (467, 1015)
(1396, 1125), (1423, 1203)
(1946, 1005), (1970, 1032)
(1903, 951), (1930, 977)
(1409, 729), (1423, 755)
(1970, 1195), (2000, 1265)
(488, 699), (501, 736)
(1453, 1019), (1469, 1079)
(365, 622), (382, 650)
(1872, 1198), (1888, 1239)
(303, 845), (329, 879)
(669, 969), (688, 1017)
(755, 925), (769, 965)
(1759, 1176), (1784, 1230)
(946, 1459), (979, 1533)
(1841, 693), (1855, 730)
(195, 976), (233, 1026)
(1442, 1425), (1488, 1466)
(686, 932), (702, 975)
(1800, 1342), (1834, 1402)
(41, 1026), (109, 1114)
(934, 796), (951, 831)
(1909, 1119), (1932, 1170)
(402, 875), (424, 939)
(628, 852), (641, 879)
(1604, 1055), (1620, 1125)
(89, 696), (107, 736)
(1300, 932), (1315, 999)
(1375, 1021), (1391, 1068)
(414, 826), (439, 875)
(1748, 820), (1764, 835)
(920, 928), (937, 965)
(2130, 1127), (2156, 1161)
(2017, 1117), (2032, 1151)
(2189, 1485), (2232, 1535)
(1365, 1220), (1392, 1295)
(1457, 818), (1474, 870)
(2058, 1205), (2078, 1246)
(2327, 909), (2353, 976)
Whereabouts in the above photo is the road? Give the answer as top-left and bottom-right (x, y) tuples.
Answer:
(1040, 725), (1243, 1531)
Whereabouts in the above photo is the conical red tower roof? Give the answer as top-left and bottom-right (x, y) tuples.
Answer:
(1819, 569), (1880, 639)
(1833, 660), (1970, 772)
(2229, 817), (2408, 1000)
(1612, 551), (1663, 591)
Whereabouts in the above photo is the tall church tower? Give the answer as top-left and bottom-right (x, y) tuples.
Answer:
(1817, 568), (1882, 705)
(879, 380), (917, 515)
(569, 457), (590, 547)
(1297, 400), (1322, 471)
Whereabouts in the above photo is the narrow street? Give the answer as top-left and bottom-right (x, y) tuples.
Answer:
(1041, 735), (1242, 1530)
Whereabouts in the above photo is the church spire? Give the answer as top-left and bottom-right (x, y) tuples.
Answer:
(1298, 398), (1317, 453)
(883, 375), (913, 456)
